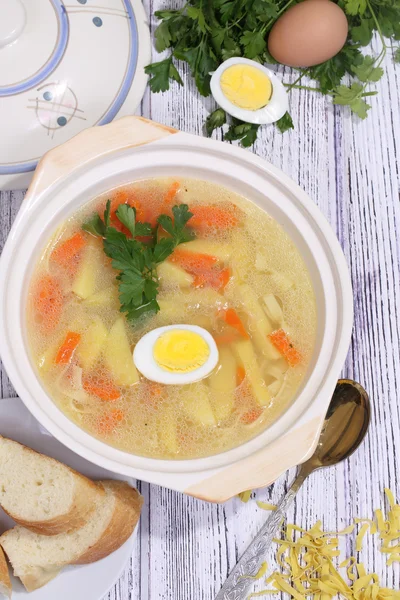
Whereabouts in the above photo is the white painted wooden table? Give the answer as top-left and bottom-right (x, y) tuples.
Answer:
(1, 2), (400, 598)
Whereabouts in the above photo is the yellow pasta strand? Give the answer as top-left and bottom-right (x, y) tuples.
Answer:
(384, 489), (395, 510)
(239, 490), (400, 600)
(238, 490), (252, 503)
(356, 523), (371, 552)
(257, 501), (278, 511)
(240, 562), (268, 581)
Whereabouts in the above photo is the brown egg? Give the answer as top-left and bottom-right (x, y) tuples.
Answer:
(268, 0), (349, 68)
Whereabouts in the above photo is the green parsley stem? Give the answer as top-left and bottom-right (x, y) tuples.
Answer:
(261, 0), (296, 33)
(362, 91), (379, 97)
(283, 84), (322, 93)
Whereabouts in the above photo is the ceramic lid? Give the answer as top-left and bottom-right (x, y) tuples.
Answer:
(0, 0), (151, 190)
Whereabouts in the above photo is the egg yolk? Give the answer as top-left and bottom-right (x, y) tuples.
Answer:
(220, 64), (272, 110)
(153, 329), (210, 373)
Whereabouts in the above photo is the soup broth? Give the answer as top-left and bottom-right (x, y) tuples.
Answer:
(27, 178), (317, 459)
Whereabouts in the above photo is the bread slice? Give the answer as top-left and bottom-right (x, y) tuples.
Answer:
(0, 480), (143, 592)
(0, 435), (104, 535)
(0, 547), (11, 599)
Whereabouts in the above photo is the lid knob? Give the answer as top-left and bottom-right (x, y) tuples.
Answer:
(0, 0), (26, 49)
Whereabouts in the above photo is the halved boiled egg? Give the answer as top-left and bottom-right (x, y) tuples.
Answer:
(133, 324), (219, 385)
(210, 57), (288, 125)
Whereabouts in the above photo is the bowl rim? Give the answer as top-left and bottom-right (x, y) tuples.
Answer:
(0, 128), (353, 480)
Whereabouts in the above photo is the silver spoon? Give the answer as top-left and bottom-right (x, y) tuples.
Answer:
(215, 379), (371, 600)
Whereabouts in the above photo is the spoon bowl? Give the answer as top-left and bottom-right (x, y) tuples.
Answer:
(309, 379), (371, 469)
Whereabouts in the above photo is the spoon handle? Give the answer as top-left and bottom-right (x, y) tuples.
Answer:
(215, 464), (312, 600)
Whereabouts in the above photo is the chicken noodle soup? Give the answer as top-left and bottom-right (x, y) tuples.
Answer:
(27, 178), (317, 459)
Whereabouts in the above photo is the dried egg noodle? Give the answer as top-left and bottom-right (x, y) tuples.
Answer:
(27, 178), (316, 459)
(237, 488), (400, 600)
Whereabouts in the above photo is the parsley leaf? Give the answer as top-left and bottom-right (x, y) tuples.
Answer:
(169, 62), (183, 86)
(135, 222), (153, 237)
(254, 0), (279, 20)
(352, 55), (384, 82)
(344, 0), (367, 16)
(218, 0), (236, 24)
(351, 18), (374, 45)
(119, 270), (146, 308)
(240, 30), (267, 59)
(115, 204), (136, 237)
(395, 47), (400, 64)
(83, 202), (195, 321)
(349, 97), (372, 119)
(103, 201), (111, 227)
(332, 83), (373, 119)
(82, 214), (106, 237)
(241, 125), (260, 147)
(155, 21), (172, 53)
(187, 6), (209, 33)
(221, 34), (242, 60)
(172, 204), (194, 239)
(308, 45), (363, 93)
(174, 41), (217, 96)
(154, 9), (182, 19)
(333, 82), (364, 103)
(206, 108), (226, 136)
(224, 120), (260, 146)
(152, 238), (175, 263)
(157, 204), (194, 245)
(145, 59), (171, 93)
(145, 57), (182, 93)
(275, 112), (294, 133)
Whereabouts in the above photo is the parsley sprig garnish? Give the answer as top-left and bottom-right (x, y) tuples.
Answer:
(83, 202), (194, 321)
(145, 0), (400, 143)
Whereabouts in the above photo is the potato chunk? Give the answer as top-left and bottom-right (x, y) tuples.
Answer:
(105, 318), (139, 385)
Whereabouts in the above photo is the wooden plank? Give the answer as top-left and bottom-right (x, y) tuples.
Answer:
(0, 6), (399, 597)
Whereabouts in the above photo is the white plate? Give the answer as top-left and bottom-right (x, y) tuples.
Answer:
(0, 397), (137, 600)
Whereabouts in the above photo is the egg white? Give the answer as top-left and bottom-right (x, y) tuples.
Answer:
(133, 324), (219, 385)
(210, 57), (288, 125)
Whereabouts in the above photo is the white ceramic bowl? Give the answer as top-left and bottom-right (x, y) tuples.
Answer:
(0, 117), (353, 502)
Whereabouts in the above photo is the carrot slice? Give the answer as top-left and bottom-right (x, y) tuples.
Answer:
(217, 267), (231, 291)
(189, 205), (239, 231)
(55, 331), (81, 364)
(170, 248), (218, 274)
(83, 376), (121, 401)
(161, 181), (180, 213)
(268, 329), (301, 366)
(236, 366), (246, 386)
(112, 190), (129, 205)
(111, 191), (146, 221)
(241, 407), (263, 424)
(193, 267), (231, 291)
(219, 308), (248, 338)
(51, 232), (86, 275)
(97, 408), (124, 434)
(32, 275), (63, 332)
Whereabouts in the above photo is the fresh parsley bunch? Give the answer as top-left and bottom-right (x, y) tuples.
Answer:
(83, 201), (194, 321)
(145, 0), (400, 145)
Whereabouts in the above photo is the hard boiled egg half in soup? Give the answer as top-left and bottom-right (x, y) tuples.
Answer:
(210, 57), (288, 125)
(133, 325), (219, 385)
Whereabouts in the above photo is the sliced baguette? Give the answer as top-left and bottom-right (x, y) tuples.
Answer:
(0, 435), (104, 535)
(0, 547), (11, 599)
(0, 480), (143, 592)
